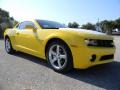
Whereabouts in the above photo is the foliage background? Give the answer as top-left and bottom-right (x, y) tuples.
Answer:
(68, 18), (120, 35)
(0, 8), (18, 38)
(0, 8), (120, 39)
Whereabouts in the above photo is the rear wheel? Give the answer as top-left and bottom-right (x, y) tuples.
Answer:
(46, 41), (73, 72)
(5, 37), (15, 54)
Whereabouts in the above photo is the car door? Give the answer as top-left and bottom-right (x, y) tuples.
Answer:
(14, 22), (26, 50)
(15, 21), (41, 56)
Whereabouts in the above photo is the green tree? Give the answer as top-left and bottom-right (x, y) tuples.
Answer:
(68, 22), (79, 28)
(81, 23), (96, 30)
(81, 18), (120, 34)
(100, 20), (115, 34)
(115, 18), (120, 29)
(0, 8), (18, 38)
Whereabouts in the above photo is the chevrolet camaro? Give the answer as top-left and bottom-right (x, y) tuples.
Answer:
(4, 20), (115, 72)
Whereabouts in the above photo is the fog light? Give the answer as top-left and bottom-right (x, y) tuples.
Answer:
(90, 55), (96, 62)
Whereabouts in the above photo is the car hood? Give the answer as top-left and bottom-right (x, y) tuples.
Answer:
(59, 28), (113, 40)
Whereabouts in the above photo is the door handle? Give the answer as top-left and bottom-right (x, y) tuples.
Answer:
(16, 32), (19, 35)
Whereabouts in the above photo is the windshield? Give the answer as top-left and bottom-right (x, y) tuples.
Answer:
(36, 20), (67, 29)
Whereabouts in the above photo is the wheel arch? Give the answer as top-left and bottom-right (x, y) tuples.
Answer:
(45, 38), (73, 59)
(45, 38), (74, 71)
(4, 35), (9, 39)
(4, 35), (16, 51)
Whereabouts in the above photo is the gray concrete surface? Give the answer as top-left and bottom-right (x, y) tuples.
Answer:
(0, 36), (120, 90)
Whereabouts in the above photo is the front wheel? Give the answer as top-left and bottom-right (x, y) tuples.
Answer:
(46, 41), (73, 72)
(5, 38), (15, 54)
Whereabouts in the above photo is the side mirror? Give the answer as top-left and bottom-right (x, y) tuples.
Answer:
(25, 25), (37, 31)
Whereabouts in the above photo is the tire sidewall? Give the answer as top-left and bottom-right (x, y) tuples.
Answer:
(5, 38), (14, 54)
(46, 41), (73, 72)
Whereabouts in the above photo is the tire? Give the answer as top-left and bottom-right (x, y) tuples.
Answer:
(5, 37), (15, 54)
(46, 41), (73, 72)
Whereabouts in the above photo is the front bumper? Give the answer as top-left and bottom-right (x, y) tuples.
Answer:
(71, 46), (115, 69)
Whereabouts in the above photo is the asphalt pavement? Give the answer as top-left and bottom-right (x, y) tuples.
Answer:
(0, 36), (120, 90)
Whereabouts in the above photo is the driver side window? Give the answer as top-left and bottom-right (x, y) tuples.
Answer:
(16, 21), (36, 30)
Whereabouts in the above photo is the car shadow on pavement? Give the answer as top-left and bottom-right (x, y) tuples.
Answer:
(12, 51), (49, 67)
(12, 52), (120, 90)
(64, 62), (120, 90)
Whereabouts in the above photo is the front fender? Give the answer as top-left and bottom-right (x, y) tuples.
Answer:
(41, 31), (84, 59)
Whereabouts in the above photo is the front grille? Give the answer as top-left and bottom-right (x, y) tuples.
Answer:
(97, 40), (114, 47)
(100, 54), (114, 61)
(88, 40), (114, 47)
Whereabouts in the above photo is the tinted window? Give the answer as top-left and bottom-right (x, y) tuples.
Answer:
(37, 20), (67, 29)
(17, 21), (36, 30)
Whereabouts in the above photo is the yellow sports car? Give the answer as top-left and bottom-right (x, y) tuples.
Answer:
(4, 20), (115, 72)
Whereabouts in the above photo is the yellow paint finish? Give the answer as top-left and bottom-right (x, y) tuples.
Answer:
(70, 46), (115, 68)
(4, 20), (115, 69)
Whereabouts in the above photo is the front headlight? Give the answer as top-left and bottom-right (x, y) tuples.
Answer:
(85, 39), (114, 47)
(85, 39), (98, 46)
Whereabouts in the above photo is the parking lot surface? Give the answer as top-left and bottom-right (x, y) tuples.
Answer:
(0, 36), (120, 90)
